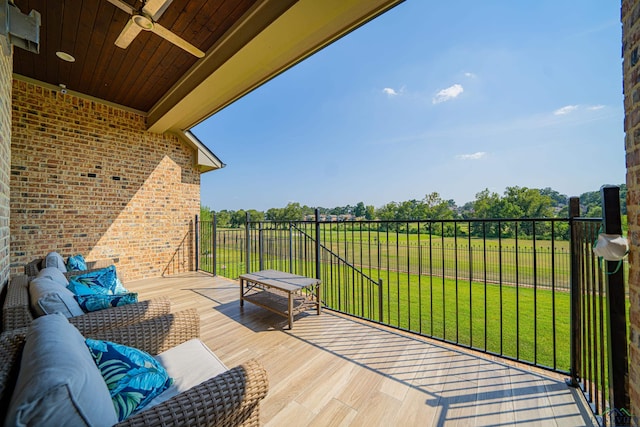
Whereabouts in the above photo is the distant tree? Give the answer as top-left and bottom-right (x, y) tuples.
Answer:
(230, 209), (246, 227)
(354, 202), (366, 218)
(503, 186), (554, 218)
(247, 209), (265, 223)
(365, 205), (375, 220)
(375, 202), (398, 231)
(459, 201), (475, 218)
(200, 205), (213, 222)
(266, 202), (304, 221)
(424, 192), (456, 220)
(579, 190), (601, 216)
(376, 202), (397, 221)
(471, 189), (502, 219)
(539, 187), (568, 209)
(302, 205), (320, 217)
(586, 206), (602, 218)
(214, 210), (232, 228)
(265, 208), (280, 221)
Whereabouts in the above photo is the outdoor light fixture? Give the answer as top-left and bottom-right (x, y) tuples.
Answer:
(55, 51), (75, 62)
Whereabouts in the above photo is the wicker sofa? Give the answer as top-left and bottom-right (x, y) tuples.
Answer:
(2, 273), (172, 335)
(0, 309), (269, 426)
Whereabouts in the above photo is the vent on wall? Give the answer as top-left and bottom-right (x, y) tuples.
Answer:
(0, 0), (40, 54)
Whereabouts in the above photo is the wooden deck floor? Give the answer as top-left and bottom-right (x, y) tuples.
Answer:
(127, 271), (596, 427)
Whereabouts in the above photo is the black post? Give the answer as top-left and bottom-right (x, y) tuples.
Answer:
(315, 209), (321, 281)
(195, 215), (199, 272)
(601, 185), (630, 415)
(378, 278), (384, 323)
(258, 221), (264, 271)
(245, 212), (251, 273)
(568, 197), (581, 387)
(212, 213), (217, 276)
(289, 224), (293, 273)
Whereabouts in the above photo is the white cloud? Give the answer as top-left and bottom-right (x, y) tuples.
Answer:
(456, 152), (486, 160)
(464, 72), (477, 78)
(553, 105), (579, 115)
(383, 87), (399, 96)
(588, 105), (605, 111)
(432, 84), (464, 104)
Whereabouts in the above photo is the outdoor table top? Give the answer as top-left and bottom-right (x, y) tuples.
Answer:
(239, 270), (321, 293)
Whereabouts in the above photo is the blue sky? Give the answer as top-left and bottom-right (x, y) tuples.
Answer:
(193, 0), (624, 212)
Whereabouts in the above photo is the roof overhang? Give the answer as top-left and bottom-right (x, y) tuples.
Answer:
(175, 130), (226, 173)
(148, 0), (404, 134)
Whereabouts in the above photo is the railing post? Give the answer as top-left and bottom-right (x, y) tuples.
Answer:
(212, 213), (217, 276)
(245, 212), (251, 273)
(601, 185), (630, 414)
(315, 209), (321, 281)
(378, 278), (384, 323)
(289, 223), (293, 273)
(568, 197), (581, 388)
(195, 215), (199, 272)
(258, 221), (264, 271)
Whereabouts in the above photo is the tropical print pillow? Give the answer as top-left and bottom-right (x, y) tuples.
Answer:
(66, 254), (87, 271)
(75, 293), (138, 312)
(114, 276), (129, 294)
(85, 339), (173, 422)
(67, 265), (119, 295)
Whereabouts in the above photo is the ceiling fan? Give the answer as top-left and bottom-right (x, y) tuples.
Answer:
(106, 0), (205, 58)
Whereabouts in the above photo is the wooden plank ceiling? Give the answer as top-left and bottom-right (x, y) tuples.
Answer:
(12, 0), (258, 112)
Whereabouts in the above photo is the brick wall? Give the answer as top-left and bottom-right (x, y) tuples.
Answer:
(0, 43), (11, 291)
(623, 0), (640, 422)
(10, 78), (200, 281)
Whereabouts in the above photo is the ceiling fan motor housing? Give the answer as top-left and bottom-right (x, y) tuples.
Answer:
(132, 14), (153, 30)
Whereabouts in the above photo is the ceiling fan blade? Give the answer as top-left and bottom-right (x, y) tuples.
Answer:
(150, 23), (205, 58)
(114, 18), (143, 49)
(105, 0), (136, 15)
(142, 0), (174, 21)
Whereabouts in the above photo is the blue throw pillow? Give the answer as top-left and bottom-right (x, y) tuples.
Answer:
(66, 254), (87, 271)
(67, 265), (118, 296)
(114, 276), (129, 294)
(75, 293), (138, 312)
(85, 339), (173, 422)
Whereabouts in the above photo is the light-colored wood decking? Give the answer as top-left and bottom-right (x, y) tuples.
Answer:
(127, 271), (596, 427)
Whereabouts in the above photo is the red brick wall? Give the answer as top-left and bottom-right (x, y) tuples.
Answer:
(623, 0), (640, 422)
(10, 78), (200, 281)
(0, 44), (11, 290)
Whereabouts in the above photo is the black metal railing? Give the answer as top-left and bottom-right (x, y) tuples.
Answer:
(568, 189), (630, 427)
(195, 192), (629, 425)
(570, 216), (609, 422)
(200, 215), (575, 370)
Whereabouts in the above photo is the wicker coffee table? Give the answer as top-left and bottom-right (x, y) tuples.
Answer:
(239, 270), (322, 329)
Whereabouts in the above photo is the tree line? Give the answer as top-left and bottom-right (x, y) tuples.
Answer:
(201, 185), (626, 227)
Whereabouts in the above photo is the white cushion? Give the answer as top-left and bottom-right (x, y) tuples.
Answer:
(29, 276), (84, 318)
(143, 339), (228, 410)
(45, 251), (67, 273)
(5, 314), (118, 427)
(36, 266), (70, 287)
